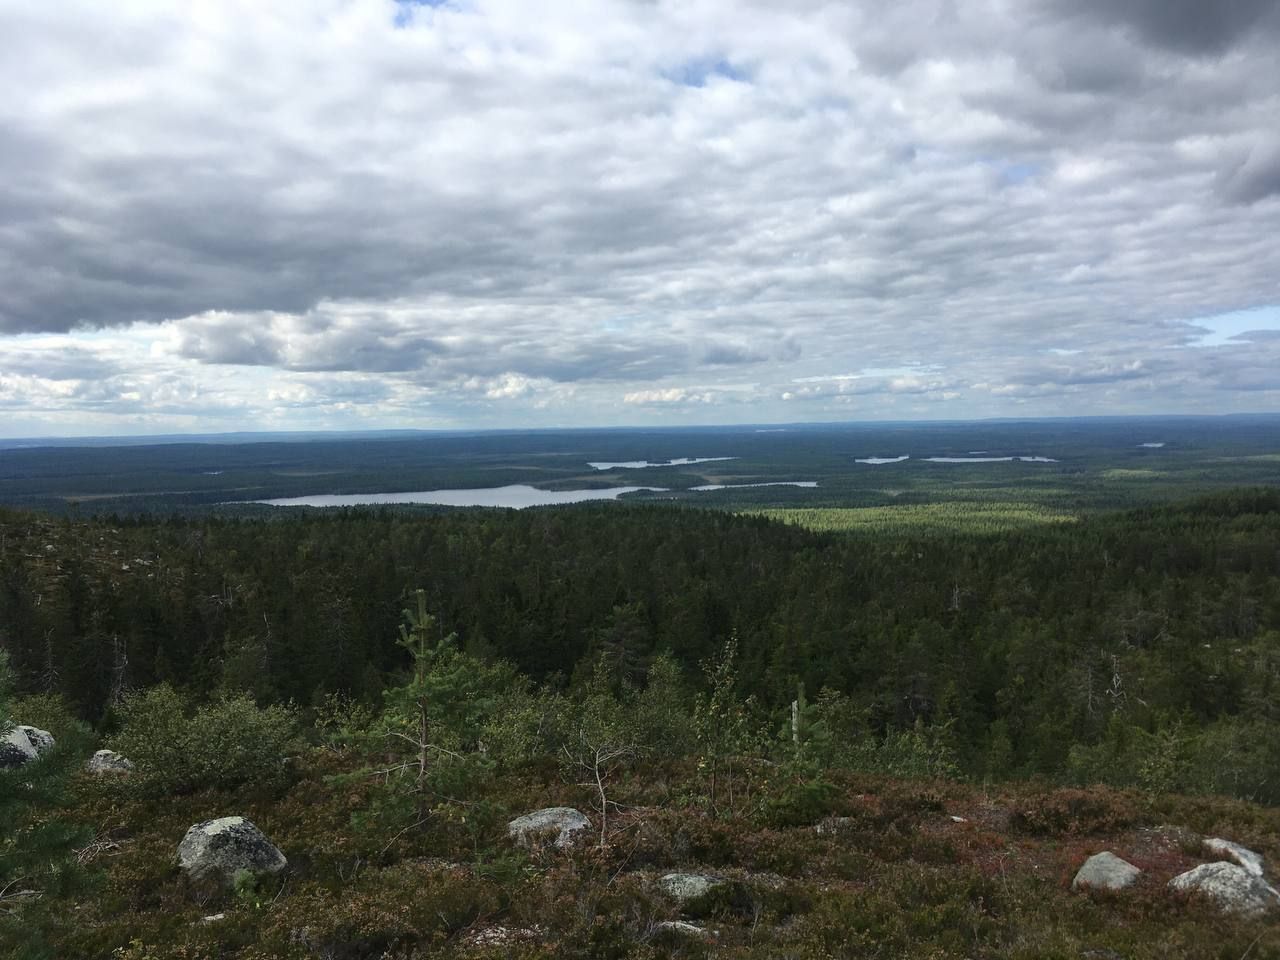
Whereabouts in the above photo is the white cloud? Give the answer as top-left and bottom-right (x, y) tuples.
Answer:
(1, 0), (1278, 434)
(623, 388), (712, 405)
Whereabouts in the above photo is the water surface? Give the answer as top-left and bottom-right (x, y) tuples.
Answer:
(588, 457), (737, 470)
(691, 481), (818, 491)
(924, 456), (1057, 463)
(253, 485), (667, 509)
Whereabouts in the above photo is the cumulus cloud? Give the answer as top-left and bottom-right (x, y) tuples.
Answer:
(624, 388), (713, 405)
(1, 0), (1278, 433)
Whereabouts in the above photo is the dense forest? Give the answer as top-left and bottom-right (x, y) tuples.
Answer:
(4, 488), (1279, 797)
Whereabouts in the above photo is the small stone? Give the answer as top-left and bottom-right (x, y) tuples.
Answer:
(949, 815), (968, 823)
(1203, 838), (1266, 878)
(1168, 862), (1280, 917)
(815, 816), (854, 835)
(463, 925), (540, 947)
(1072, 852), (1142, 892)
(86, 749), (135, 776)
(659, 873), (726, 902)
(653, 920), (712, 939)
(507, 807), (591, 849)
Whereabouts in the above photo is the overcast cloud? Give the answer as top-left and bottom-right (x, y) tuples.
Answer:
(1, 0), (1278, 435)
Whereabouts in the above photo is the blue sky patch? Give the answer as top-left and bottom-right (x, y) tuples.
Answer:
(1188, 305), (1280, 346)
(393, 0), (451, 28)
(667, 57), (750, 88)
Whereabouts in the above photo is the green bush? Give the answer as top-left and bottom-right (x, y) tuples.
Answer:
(761, 766), (840, 828)
(845, 719), (962, 781)
(107, 684), (301, 796)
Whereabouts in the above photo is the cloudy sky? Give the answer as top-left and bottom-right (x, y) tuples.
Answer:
(2, 0), (1279, 436)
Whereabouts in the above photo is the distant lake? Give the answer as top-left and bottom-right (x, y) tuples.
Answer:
(252, 485), (667, 509)
(588, 457), (737, 470)
(925, 456), (1057, 463)
(691, 481), (818, 491)
(856, 455), (1057, 464)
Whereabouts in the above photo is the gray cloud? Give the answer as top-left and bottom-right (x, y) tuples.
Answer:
(1049, 0), (1280, 56)
(1218, 135), (1280, 203)
(1, 0), (1278, 433)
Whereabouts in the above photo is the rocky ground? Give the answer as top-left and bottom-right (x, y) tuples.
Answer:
(6, 740), (1279, 959)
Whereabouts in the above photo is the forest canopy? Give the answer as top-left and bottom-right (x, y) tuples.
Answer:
(2, 488), (1279, 800)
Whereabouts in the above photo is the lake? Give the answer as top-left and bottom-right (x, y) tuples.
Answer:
(252, 485), (667, 509)
(925, 456), (1058, 463)
(691, 481), (818, 490)
(856, 455), (1057, 464)
(588, 457), (737, 470)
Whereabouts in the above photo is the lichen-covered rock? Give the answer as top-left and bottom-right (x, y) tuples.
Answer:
(1, 725), (37, 769)
(1203, 838), (1266, 878)
(18, 726), (55, 755)
(86, 749), (135, 776)
(1168, 862), (1280, 916)
(653, 920), (713, 940)
(177, 816), (287, 885)
(815, 816), (854, 835)
(1072, 851), (1142, 892)
(507, 807), (590, 849)
(462, 925), (541, 947)
(659, 873), (726, 902)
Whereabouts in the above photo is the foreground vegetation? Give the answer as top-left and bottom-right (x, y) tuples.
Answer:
(5, 642), (1280, 959)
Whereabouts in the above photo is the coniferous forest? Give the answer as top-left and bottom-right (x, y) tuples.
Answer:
(3, 467), (1280, 957)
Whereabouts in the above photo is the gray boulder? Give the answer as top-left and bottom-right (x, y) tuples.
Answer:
(1168, 862), (1280, 917)
(86, 749), (135, 776)
(177, 816), (287, 885)
(1, 725), (37, 769)
(1072, 851), (1142, 892)
(507, 807), (590, 849)
(659, 873), (726, 902)
(18, 726), (55, 755)
(1203, 838), (1266, 878)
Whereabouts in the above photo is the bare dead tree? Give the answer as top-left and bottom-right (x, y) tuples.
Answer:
(562, 723), (636, 848)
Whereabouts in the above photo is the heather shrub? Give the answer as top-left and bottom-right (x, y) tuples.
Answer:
(1009, 787), (1143, 836)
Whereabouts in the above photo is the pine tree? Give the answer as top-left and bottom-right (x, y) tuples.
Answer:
(358, 590), (513, 815)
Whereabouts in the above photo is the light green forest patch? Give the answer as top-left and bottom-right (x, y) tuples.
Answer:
(1101, 469), (1164, 479)
(745, 502), (1078, 535)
